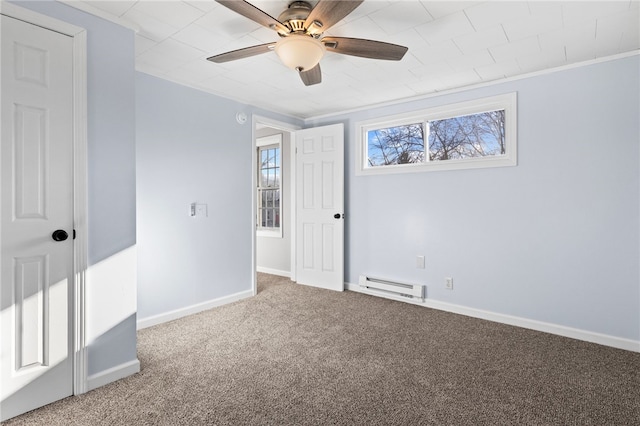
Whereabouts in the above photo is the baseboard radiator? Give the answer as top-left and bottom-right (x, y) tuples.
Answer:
(359, 275), (425, 302)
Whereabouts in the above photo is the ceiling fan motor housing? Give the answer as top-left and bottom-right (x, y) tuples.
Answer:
(278, 1), (313, 33)
(274, 2), (326, 72)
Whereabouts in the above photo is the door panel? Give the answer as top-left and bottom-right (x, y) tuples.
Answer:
(295, 124), (344, 291)
(14, 105), (47, 218)
(1, 15), (74, 421)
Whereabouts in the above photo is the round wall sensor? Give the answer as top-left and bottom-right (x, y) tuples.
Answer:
(236, 112), (247, 124)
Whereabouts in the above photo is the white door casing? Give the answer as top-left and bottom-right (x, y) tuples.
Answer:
(0, 7), (88, 420)
(295, 124), (344, 291)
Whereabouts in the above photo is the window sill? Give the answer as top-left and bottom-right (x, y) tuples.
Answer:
(356, 154), (516, 176)
(257, 229), (282, 238)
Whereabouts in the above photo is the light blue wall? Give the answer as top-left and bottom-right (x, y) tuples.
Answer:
(135, 73), (302, 320)
(308, 55), (640, 342)
(11, 0), (138, 375)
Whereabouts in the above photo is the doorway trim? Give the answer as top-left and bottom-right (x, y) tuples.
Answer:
(251, 115), (301, 295)
(0, 1), (89, 395)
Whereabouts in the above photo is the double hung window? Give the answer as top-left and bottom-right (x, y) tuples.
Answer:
(257, 134), (282, 236)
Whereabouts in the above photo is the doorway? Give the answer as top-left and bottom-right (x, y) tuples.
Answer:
(253, 117), (299, 292)
(251, 117), (345, 294)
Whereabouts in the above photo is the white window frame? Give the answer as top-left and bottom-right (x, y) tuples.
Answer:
(256, 134), (283, 238)
(355, 93), (517, 175)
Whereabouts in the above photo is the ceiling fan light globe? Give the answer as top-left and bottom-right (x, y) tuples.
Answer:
(275, 35), (324, 71)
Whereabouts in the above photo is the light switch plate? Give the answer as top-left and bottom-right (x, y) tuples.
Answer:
(189, 203), (208, 218)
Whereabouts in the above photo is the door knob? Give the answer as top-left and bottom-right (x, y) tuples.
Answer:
(52, 229), (69, 242)
(334, 213), (343, 219)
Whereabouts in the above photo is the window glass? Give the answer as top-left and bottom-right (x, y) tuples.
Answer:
(257, 142), (281, 232)
(428, 110), (505, 161)
(367, 123), (425, 167)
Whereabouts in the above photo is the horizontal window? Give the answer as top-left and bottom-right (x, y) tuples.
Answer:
(356, 93), (517, 175)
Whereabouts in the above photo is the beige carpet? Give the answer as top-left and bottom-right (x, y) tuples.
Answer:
(4, 273), (640, 425)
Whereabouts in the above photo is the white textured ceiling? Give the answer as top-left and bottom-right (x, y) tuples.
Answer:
(67, 0), (639, 119)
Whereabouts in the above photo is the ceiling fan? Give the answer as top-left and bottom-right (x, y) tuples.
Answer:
(207, 0), (409, 86)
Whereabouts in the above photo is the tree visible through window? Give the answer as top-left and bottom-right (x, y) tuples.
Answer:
(367, 123), (425, 166)
(429, 110), (505, 160)
(257, 144), (280, 230)
(366, 110), (505, 166)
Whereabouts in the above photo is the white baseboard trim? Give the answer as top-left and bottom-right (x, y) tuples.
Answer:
(87, 358), (140, 392)
(256, 266), (291, 278)
(346, 282), (640, 353)
(137, 289), (254, 330)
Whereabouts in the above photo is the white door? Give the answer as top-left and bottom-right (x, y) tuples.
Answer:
(1, 15), (74, 421)
(295, 124), (344, 291)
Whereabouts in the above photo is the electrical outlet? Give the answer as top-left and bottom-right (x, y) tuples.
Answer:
(416, 255), (425, 269)
(445, 277), (453, 290)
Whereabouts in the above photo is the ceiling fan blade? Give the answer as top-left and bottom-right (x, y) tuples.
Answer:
(207, 43), (274, 63)
(304, 0), (363, 33)
(299, 64), (321, 86)
(322, 37), (408, 61)
(216, 0), (289, 34)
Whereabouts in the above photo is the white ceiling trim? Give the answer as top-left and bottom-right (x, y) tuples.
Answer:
(303, 50), (640, 123)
